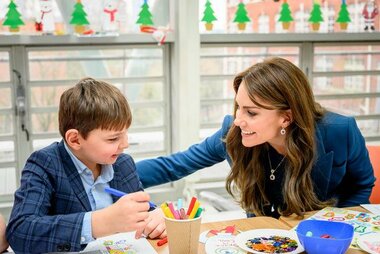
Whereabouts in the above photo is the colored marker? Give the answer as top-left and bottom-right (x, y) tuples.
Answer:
(179, 208), (187, 219)
(186, 197), (197, 216)
(157, 237), (168, 246)
(194, 207), (203, 218)
(177, 198), (183, 210)
(189, 200), (200, 219)
(167, 202), (180, 219)
(104, 187), (156, 210)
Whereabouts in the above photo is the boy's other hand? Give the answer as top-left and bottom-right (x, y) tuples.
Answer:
(135, 208), (166, 239)
(92, 191), (150, 238)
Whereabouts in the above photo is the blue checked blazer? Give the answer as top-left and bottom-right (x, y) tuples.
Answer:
(6, 140), (143, 253)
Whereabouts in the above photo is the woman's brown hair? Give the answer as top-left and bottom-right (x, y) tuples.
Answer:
(226, 57), (334, 217)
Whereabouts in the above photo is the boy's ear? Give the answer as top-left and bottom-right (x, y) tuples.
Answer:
(281, 109), (293, 128)
(65, 129), (81, 150)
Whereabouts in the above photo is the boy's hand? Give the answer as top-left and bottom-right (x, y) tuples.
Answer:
(135, 208), (166, 239)
(92, 191), (150, 238)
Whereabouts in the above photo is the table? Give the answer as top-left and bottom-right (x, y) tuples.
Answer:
(149, 206), (369, 254)
(150, 216), (290, 254)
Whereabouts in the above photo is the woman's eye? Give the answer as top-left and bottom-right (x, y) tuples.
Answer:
(247, 111), (257, 116)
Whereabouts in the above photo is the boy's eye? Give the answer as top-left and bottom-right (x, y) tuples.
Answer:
(108, 138), (118, 142)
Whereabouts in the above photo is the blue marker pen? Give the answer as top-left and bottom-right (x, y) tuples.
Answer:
(104, 187), (156, 211)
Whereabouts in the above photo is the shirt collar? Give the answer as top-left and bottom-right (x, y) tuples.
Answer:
(63, 141), (114, 182)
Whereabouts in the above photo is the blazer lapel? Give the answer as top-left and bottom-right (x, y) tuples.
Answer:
(312, 125), (334, 201)
(109, 167), (144, 203)
(58, 141), (92, 211)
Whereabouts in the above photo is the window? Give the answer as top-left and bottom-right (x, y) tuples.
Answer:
(0, 50), (17, 199)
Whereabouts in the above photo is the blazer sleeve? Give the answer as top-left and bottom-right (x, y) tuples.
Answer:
(136, 115), (233, 188)
(6, 150), (85, 253)
(337, 117), (375, 207)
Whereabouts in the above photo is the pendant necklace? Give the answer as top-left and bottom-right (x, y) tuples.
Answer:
(267, 152), (286, 181)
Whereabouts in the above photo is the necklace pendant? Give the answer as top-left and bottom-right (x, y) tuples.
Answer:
(270, 174), (275, 180)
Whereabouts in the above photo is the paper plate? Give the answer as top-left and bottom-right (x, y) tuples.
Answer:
(205, 234), (246, 254)
(234, 229), (304, 254)
(357, 233), (380, 254)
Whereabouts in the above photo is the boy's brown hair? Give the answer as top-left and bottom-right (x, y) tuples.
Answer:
(59, 77), (132, 140)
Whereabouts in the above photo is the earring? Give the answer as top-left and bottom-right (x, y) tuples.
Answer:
(280, 127), (286, 135)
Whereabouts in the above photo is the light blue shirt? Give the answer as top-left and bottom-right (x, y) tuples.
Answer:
(64, 143), (114, 245)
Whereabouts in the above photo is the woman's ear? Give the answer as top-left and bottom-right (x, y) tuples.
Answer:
(281, 109), (293, 128)
(65, 129), (81, 150)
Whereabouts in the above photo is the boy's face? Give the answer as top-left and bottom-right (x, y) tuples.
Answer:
(76, 127), (129, 169)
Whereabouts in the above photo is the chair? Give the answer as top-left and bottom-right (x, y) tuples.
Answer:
(367, 146), (380, 204)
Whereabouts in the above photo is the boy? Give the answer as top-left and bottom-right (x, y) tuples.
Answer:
(6, 78), (166, 253)
(0, 214), (8, 252)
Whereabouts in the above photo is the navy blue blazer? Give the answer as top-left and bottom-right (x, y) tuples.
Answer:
(6, 141), (143, 253)
(137, 112), (375, 206)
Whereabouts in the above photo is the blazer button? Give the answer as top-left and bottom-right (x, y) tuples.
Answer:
(57, 244), (63, 251)
(63, 243), (71, 251)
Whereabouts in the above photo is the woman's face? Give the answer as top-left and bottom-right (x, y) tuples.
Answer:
(233, 81), (288, 150)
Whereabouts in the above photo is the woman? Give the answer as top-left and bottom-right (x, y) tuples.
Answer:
(136, 57), (375, 218)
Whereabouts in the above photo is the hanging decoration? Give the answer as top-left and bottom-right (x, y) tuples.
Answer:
(336, 0), (351, 30)
(35, 0), (55, 34)
(101, 0), (120, 34)
(2, 0), (25, 33)
(233, 1), (250, 31)
(362, 0), (378, 31)
(201, 0), (217, 31)
(136, 0), (154, 32)
(308, 1), (323, 31)
(278, 0), (293, 30)
(69, 0), (90, 34)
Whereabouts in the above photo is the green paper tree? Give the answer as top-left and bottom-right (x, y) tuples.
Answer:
(201, 0), (217, 31)
(278, 2), (293, 29)
(136, 2), (154, 27)
(70, 1), (90, 34)
(233, 2), (250, 30)
(308, 3), (323, 31)
(336, 3), (351, 30)
(2, 0), (25, 32)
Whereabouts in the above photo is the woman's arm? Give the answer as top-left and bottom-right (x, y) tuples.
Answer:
(136, 115), (233, 188)
(338, 117), (375, 206)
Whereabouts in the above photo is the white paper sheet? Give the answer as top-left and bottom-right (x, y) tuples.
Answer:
(83, 232), (157, 254)
(361, 204), (380, 215)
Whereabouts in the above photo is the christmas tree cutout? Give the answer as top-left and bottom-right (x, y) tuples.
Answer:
(136, 0), (154, 31)
(201, 0), (217, 31)
(233, 1), (250, 31)
(69, 0), (90, 34)
(278, 1), (293, 30)
(308, 2), (323, 31)
(336, 0), (351, 30)
(3, 0), (25, 32)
